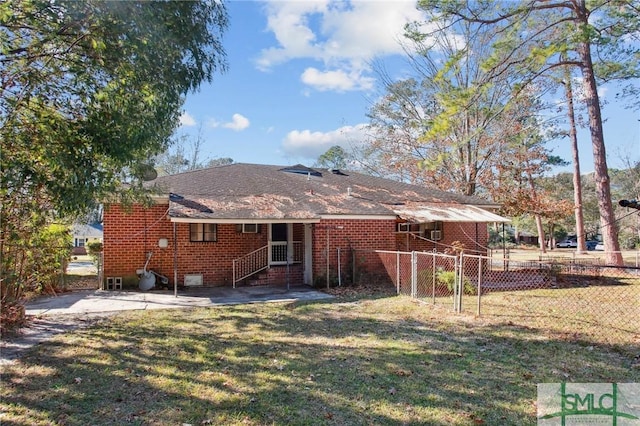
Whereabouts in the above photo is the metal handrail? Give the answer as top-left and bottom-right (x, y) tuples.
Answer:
(232, 245), (269, 288)
(232, 241), (304, 288)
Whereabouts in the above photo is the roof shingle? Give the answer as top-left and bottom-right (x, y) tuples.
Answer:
(149, 163), (503, 221)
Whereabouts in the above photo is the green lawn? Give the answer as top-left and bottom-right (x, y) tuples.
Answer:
(1, 291), (637, 425)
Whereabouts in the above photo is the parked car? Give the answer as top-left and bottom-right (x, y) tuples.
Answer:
(556, 239), (577, 248)
(585, 240), (598, 251)
(594, 242), (605, 251)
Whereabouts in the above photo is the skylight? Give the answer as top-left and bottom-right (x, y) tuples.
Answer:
(279, 164), (322, 177)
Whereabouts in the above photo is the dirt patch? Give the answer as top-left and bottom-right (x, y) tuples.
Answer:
(0, 314), (111, 365)
(325, 282), (397, 298)
(62, 275), (99, 291)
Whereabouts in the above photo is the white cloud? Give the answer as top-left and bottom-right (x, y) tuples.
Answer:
(282, 123), (368, 159)
(598, 85), (608, 99)
(257, 1), (425, 92)
(301, 67), (374, 92)
(570, 77), (609, 102)
(179, 112), (196, 127)
(223, 113), (250, 131)
(208, 114), (250, 131)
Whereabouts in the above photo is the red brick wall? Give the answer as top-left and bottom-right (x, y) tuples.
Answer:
(104, 203), (268, 287)
(104, 204), (490, 288)
(398, 222), (489, 255)
(174, 222), (268, 286)
(311, 218), (397, 285)
(255, 264), (304, 286)
(103, 203), (174, 286)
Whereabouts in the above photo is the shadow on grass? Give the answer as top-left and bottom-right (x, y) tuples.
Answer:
(1, 293), (637, 426)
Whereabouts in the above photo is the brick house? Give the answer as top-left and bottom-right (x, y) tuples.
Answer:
(103, 163), (508, 289)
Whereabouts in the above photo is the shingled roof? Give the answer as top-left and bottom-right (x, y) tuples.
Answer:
(148, 163), (507, 223)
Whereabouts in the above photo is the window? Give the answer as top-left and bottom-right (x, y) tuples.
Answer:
(424, 221), (443, 231)
(190, 223), (217, 242)
(236, 223), (260, 233)
(397, 223), (421, 233)
(425, 221), (443, 240)
(74, 238), (86, 247)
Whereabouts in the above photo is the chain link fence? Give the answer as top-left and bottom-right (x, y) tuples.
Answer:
(352, 249), (639, 350)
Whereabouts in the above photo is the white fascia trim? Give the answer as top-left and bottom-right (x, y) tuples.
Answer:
(169, 217), (321, 224)
(319, 215), (397, 220)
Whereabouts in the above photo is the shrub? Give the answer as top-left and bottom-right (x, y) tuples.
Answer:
(1, 222), (71, 335)
(436, 270), (476, 295)
(87, 241), (103, 255)
(87, 241), (103, 267)
(415, 269), (476, 296)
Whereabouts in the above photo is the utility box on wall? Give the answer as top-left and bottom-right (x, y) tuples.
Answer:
(184, 274), (203, 287)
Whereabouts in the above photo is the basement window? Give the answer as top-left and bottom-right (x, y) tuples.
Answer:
(190, 223), (217, 242)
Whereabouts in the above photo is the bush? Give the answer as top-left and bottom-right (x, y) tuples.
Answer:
(0, 302), (26, 336)
(1, 222), (72, 335)
(87, 241), (103, 255)
(87, 241), (103, 267)
(436, 270), (476, 295)
(415, 269), (476, 296)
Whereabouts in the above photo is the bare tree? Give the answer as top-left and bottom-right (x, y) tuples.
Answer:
(365, 19), (549, 197)
(416, 0), (640, 264)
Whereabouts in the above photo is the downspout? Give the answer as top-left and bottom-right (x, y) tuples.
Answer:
(326, 227), (330, 289)
(173, 221), (178, 297)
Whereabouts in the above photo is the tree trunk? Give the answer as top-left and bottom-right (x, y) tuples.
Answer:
(575, 2), (622, 265)
(535, 214), (546, 253)
(563, 66), (587, 254)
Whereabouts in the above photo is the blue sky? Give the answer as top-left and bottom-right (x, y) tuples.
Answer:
(176, 0), (639, 174)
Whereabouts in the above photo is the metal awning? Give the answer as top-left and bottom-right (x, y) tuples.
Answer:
(394, 204), (510, 223)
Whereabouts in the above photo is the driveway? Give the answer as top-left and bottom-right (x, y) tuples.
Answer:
(1, 285), (332, 365)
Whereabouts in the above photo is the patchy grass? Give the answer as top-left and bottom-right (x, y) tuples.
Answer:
(420, 275), (639, 352)
(495, 248), (640, 266)
(475, 285), (640, 351)
(1, 292), (638, 426)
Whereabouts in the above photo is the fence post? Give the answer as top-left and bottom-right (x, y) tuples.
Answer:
(432, 250), (436, 304)
(352, 249), (356, 284)
(453, 255), (459, 312)
(411, 251), (417, 298)
(458, 254), (464, 313)
(477, 255), (483, 316)
(98, 252), (104, 290)
(337, 247), (341, 287)
(396, 251), (400, 294)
